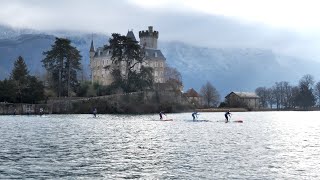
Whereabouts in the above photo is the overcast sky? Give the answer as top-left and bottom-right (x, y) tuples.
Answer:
(1, 0), (319, 60)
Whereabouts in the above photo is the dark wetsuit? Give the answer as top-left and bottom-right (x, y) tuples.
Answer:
(159, 112), (163, 120)
(192, 112), (197, 120)
(93, 108), (97, 117)
(225, 111), (231, 122)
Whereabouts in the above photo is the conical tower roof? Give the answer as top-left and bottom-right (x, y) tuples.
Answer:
(90, 40), (95, 52)
(126, 30), (137, 41)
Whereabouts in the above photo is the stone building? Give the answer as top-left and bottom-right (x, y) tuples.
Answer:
(90, 26), (166, 86)
(184, 88), (201, 106)
(225, 92), (260, 109)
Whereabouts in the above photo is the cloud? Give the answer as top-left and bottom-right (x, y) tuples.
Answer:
(0, 0), (319, 61)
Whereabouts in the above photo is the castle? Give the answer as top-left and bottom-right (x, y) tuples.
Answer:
(89, 26), (166, 86)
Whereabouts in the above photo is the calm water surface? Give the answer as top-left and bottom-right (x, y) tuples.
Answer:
(0, 112), (320, 179)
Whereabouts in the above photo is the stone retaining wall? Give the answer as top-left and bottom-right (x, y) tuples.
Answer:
(0, 90), (193, 114)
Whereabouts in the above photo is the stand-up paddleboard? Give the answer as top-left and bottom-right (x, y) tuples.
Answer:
(150, 119), (173, 121)
(217, 120), (244, 123)
(233, 120), (243, 123)
(188, 120), (210, 122)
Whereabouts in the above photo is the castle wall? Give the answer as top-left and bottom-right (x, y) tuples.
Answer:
(140, 37), (157, 49)
(90, 26), (165, 86)
(90, 55), (113, 85)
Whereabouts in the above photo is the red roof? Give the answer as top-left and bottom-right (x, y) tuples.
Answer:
(184, 88), (200, 97)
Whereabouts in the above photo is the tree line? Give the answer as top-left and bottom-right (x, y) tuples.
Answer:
(255, 74), (320, 110)
(1, 34), (185, 104)
(0, 37), (84, 103)
(0, 56), (44, 103)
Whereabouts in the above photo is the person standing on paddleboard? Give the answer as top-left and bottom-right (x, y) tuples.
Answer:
(192, 112), (198, 121)
(159, 111), (165, 120)
(93, 107), (97, 118)
(225, 110), (231, 123)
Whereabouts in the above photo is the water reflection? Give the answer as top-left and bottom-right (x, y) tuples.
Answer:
(0, 112), (319, 179)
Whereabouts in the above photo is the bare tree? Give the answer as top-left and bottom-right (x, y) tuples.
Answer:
(164, 63), (182, 82)
(272, 83), (282, 110)
(281, 81), (293, 108)
(271, 81), (293, 109)
(164, 63), (183, 91)
(255, 87), (268, 108)
(200, 81), (220, 107)
(299, 74), (314, 88)
(265, 88), (275, 109)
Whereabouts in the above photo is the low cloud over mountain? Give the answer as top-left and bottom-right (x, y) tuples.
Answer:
(1, 25), (320, 97)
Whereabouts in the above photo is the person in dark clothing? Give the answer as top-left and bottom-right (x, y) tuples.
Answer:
(93, 108), (97, 118)
(159, 111), (165, 120)
(192, 112), (198, 121)
(225, 110), (231, 123)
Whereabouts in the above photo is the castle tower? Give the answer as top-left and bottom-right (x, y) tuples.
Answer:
(139, 26), (159, 49)
(89, 39), (95, 83)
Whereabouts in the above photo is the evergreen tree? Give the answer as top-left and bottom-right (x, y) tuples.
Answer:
(24, 76), (45, 104)
(294, 84), (315, 109)
(294, 74), (316, 109)
(104, 33), (153, 93)
(4, 56), (45, 103)
(10, 56), (29, 103)
(42, 38), (82, 97)
(0, 79), (16, 103)
(127, 66), (154, 92)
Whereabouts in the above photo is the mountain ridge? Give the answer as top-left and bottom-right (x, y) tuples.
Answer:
(1, 25), (319, 97)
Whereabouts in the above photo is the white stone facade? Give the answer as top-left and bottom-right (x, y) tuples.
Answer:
(90, 26), (165, 86)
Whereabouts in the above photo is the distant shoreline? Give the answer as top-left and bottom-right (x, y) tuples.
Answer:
(195, 108), (320, 112)
(1, 101), (319, 115)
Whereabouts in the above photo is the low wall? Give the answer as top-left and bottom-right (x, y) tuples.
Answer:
(0, 103), (52, 115)
(49, 90), (192, 114)
(1, 90), (193, 115)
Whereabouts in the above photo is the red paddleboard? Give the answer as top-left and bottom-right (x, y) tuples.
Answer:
(233, 120), (243, 123)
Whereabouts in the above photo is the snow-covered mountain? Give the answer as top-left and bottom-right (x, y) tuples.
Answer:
(0, 25), (40, 39)
(0, 25), (107, 80)
(1, 25), (320, 97)
(159, 42), (320, 95)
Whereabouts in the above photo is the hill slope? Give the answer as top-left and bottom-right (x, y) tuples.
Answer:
(160, 41), (320, 95)
(1, 26), (320, 97)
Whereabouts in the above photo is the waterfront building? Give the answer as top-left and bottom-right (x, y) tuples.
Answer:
(184, 88), (201, 105)
(225, 92), (260, 109)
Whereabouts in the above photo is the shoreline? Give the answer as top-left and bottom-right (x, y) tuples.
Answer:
(1, 108), (319, 116)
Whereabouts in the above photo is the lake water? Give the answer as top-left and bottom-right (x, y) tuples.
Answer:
(0, 112), (319, 179)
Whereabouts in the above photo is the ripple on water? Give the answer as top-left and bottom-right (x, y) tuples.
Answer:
(1, 112), (320, 179)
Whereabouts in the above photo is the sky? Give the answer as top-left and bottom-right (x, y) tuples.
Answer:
(1, 0), (319, 61)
